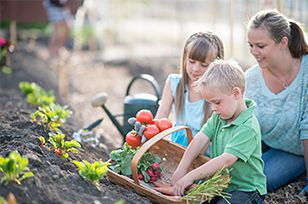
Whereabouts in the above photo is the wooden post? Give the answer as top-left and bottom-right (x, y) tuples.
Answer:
(57, 59), (69, 100)
(9, 21), (17, 45)
(229, 0), (234, 58)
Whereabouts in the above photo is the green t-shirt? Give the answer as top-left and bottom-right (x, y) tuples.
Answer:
(202, 99), (267, 195)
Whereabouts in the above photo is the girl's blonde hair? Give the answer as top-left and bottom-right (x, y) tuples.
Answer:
(194, 60), (245, 94)
(175, 32), (224, 123)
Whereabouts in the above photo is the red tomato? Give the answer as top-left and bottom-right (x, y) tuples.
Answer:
(136, 109), (153, 124)
(143, 124), (160, 139)
(152, 118), (159, 126)
(157, 118), (172, 132)
(125, 131), (141, 148)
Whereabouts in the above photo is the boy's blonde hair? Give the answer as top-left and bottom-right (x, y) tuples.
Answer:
(194, 60), (245, 94)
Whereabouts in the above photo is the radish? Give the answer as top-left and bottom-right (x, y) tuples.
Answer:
(151, 162), (160, 171)
(146, 169), (154, 177)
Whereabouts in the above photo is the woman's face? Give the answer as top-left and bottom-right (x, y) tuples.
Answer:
(247, 27), (281, 69)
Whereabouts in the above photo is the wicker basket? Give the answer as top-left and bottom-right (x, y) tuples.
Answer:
(106, 126), (211, 204)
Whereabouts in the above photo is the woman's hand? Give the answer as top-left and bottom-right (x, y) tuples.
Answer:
(173, 175), (194, 196)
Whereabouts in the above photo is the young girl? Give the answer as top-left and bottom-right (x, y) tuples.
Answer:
(155, 31), (224, 147)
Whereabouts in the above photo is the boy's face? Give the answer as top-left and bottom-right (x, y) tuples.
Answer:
(201, 87), (239, 121)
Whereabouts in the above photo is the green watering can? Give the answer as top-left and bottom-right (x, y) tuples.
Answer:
(91, 74), (161, 143)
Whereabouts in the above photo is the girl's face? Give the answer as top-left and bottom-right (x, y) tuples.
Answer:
(201, 87), (239, 121)
(247, 27), (282, 69)
(186, 51), (216, 83)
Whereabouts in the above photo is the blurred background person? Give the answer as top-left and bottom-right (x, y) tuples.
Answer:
(43, 0), (73, 59)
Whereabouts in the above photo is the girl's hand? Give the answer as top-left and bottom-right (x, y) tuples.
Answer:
(171, 167), (187, 185)
(173, 176), (194, 196)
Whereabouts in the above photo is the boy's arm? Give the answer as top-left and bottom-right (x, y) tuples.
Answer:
(171, 131), (210, 184)
(155, 78), (173, 118)
(173, 152), (238, 196)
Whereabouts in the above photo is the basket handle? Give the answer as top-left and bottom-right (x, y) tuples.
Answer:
(125, 74), (161, 102)
(131, 125), (192, 185)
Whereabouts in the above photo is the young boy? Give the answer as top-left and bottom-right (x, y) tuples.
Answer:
(171, 60), (266, 203)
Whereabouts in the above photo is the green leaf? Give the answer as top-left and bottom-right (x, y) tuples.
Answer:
(73, 160), (84, 169)
(141, 170), (150, 183)
(121, 157), (132, 176)
(20, 172), (34, 181)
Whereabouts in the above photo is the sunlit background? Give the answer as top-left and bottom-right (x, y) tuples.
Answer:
(1, 0), (307, 68)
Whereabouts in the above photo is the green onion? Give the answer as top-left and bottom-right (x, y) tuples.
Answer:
(182, 167), (231, 204)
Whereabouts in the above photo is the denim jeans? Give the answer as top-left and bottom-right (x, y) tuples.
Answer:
(209, 190), (264, 204)
(262, 143), (306, 192)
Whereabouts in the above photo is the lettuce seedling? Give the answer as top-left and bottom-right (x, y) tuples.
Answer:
(73, 160), (110, 184)
(31, 103), (72, 134)
(48, 132), (81, 159)
(19, 81), (55, 107)
(0, 151), (34, 185)
(109, 143), (161, 182)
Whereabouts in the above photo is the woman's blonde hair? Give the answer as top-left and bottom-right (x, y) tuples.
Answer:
(248, 9), (308, 58)
(175, 31), (224, 123)
(194, 60), (245, 94)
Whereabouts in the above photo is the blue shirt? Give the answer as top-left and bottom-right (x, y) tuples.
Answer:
(244, 54), (308, 155)
(168, 74), (205, 146)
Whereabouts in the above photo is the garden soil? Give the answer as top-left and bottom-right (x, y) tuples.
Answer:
(0, 40), (307, 204)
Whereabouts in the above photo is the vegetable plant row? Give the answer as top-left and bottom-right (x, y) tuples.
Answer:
(0, 82), (110, 189)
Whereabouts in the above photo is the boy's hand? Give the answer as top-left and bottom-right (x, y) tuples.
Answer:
(298, 177), (308, 196)
(171, 168), (187, 185)
(173, 176), (194, 196)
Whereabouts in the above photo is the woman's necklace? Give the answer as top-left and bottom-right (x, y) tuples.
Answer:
(276, 77), (289, 89)
(269, 58), (300, 89)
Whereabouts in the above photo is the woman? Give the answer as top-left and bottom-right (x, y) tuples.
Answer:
(245, 9), (308, 194)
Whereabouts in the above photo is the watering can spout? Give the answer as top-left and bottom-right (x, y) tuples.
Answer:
(91, 91), (126, 139)
(91, 92), (108, 107)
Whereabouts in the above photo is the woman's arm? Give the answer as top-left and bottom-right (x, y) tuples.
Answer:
(155, 78), (173, 119)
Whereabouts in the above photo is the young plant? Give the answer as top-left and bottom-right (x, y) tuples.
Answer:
(0, 151), (34, 185)
(109, 143), (136, 176)
(48, 132), (81, 159)
(19, 81), (55, 107)
(31, 103), (72, 134)
(73, 160), (110, 184)
(109, 143), (161, 183)
(182, 167), (232, 203)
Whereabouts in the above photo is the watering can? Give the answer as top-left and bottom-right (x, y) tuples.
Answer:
(91, 74), (161, 143)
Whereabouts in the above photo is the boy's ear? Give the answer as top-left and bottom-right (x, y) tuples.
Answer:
(232, 87), (242, 98)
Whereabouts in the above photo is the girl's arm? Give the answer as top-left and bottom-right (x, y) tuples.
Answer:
(173, 152), (238, 196)
(155, 78), (173, 119)
(171, 131), (210, 184)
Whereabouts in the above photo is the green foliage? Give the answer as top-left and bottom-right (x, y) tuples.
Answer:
(31, 103), (72, 133)
(182, 167), (231, 204)
(73, 160), (110, 184)
(0, 151), (34, 185)
(114, 199), (125, 204)
(1, 66), (12, 75)
(19, 81), (55, 107)
(109, 143), (160, 182)
(48, 132), (81, 159)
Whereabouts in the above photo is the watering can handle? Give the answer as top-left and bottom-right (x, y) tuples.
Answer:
(125, 74), (161, 102)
